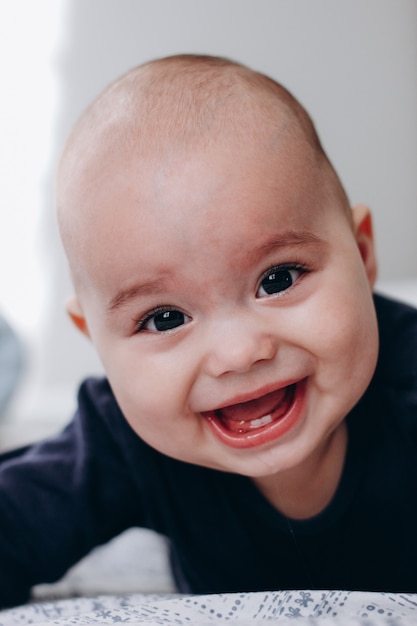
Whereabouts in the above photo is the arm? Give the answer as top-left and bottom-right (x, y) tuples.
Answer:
(0, 378), (141, 608)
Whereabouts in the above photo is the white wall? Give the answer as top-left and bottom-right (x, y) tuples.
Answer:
(1, 0), (417, 424)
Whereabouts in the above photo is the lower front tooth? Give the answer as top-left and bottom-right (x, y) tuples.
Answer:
(249, 414), (273, 429)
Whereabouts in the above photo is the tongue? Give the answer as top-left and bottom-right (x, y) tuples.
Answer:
(217, 387), (288, 423)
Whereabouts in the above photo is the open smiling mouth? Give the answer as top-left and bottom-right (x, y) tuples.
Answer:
(202, 381), (306, 449)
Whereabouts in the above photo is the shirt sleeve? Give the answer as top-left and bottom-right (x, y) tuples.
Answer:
(0, 377), (142, 608)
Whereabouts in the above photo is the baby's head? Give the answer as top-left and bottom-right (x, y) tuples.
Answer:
(57, 55), (379, 482)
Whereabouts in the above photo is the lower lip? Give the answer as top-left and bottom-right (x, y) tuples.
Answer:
(204, 380), (307, 449)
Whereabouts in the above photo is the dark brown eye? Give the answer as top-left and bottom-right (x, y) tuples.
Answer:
(257, 268), (302, 296)
(145, 309), (188, 332)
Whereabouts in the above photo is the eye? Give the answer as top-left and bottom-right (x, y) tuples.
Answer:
(257, 266), (304, 297)
(138, 308), (191, 333)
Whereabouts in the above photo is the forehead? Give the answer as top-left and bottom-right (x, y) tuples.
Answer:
(65, 129), (335, 301)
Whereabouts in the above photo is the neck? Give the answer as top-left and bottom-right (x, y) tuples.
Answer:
(252, 421), (348, 520)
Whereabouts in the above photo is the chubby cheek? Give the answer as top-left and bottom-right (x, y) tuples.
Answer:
(297, 276), (378, 393)
(101, 344), (198, 447)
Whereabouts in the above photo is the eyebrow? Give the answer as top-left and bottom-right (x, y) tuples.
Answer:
(107, 230), (326, 314)
(108, 278), (170, 314)
(248, 230), (326, 264)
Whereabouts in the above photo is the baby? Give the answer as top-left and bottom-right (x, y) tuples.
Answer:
(1, 54), (416, 608)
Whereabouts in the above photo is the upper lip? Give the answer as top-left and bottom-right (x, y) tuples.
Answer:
(200, 377), (302, 415)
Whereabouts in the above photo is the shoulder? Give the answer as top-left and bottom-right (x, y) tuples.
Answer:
(70, 376), (131, 447)
(76, 376), (122, 426)
(371, 293), (417, 436)
(374, 293), (417, 384)
(74, 376), (153, 461)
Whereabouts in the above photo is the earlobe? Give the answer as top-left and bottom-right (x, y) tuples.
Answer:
(66, 296), (90, 338)
(351, 204), (378, 288)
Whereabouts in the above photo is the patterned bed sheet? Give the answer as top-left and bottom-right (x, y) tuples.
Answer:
(1, 590), (417, 625)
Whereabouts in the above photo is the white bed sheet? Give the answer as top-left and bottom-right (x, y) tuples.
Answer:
(1, 590), (417, 625)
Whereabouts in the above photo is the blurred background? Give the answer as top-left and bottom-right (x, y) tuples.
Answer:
(0, 0), (416, 444)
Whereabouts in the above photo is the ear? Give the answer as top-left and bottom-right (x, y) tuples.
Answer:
(65, 296), (90, 338)
(351, 204), (377, 288)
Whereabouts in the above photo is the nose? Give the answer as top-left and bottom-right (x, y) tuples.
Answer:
(202, 314), (277, 378)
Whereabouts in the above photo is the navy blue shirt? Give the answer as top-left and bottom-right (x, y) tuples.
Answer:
(0, 294), (417, 608)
